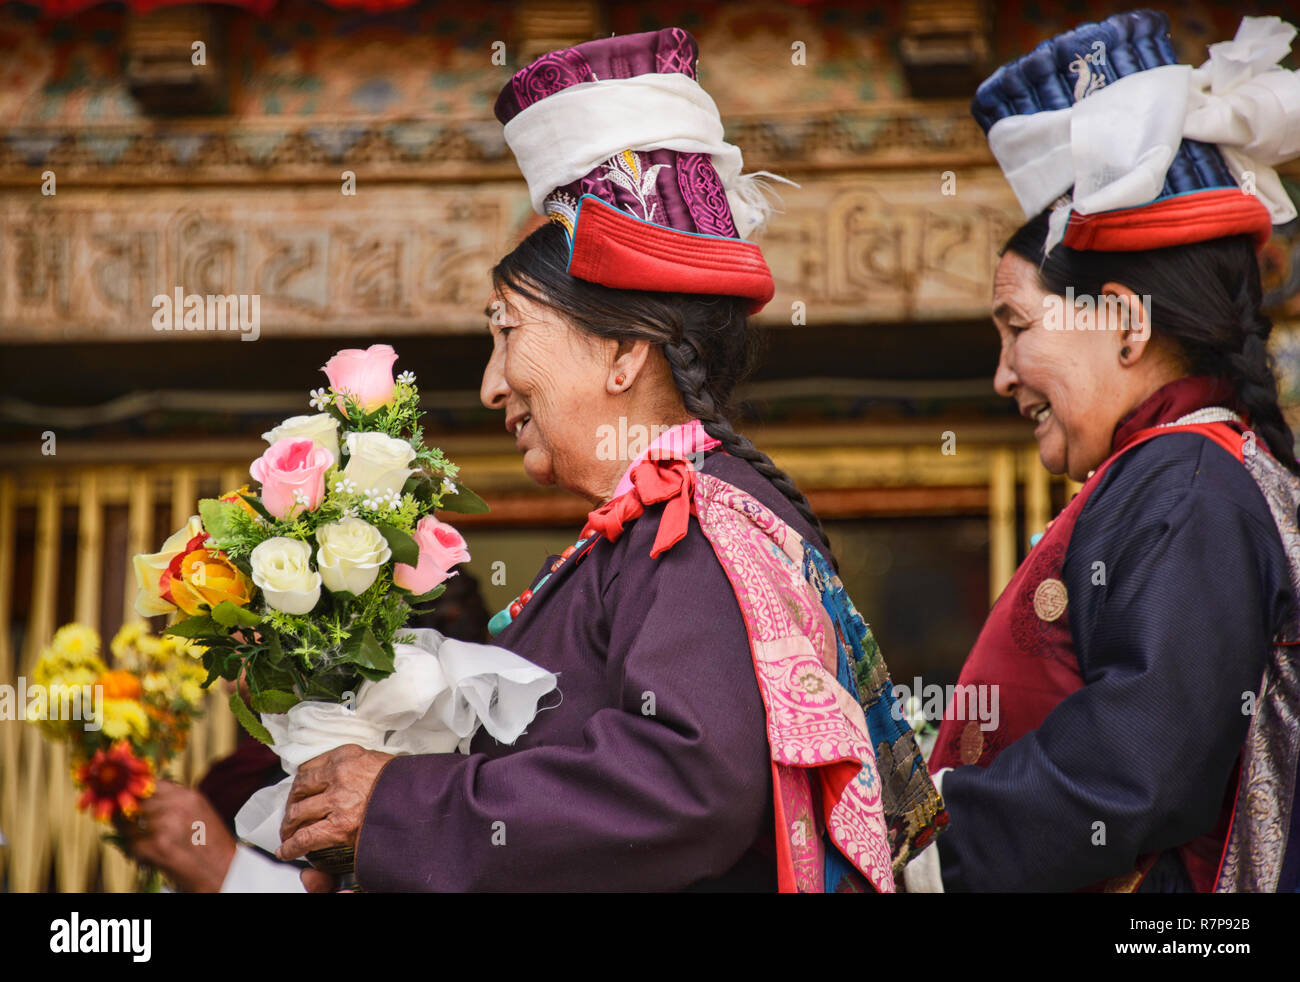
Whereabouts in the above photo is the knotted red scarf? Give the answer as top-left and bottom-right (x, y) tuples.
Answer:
(583, 456), (698, 558)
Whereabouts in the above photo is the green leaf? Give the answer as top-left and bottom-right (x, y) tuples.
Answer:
(337, 626), (395, 676)
(201, 662), (222, 688)
(211, 600), (262, 629)
(239, 492), (276, 523)
(405, 583), (446, 605)
(377, 524), (420, 566)
(438, 482), (489, 514)
(199, 498), (240, 546)
(402, 473), (437, 504)
(228, 691), (274, 746)
(250, 689), (300, 714)
(164, 614), (220, 639)
(325, 401), (351, 430)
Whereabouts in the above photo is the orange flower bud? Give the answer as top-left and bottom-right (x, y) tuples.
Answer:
(167, 547), (255, 617)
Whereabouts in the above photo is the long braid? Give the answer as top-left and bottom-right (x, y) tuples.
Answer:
(492, 221), (841, 563)
(661, 323), (840, 570)
(1225, 270), (1300, 473)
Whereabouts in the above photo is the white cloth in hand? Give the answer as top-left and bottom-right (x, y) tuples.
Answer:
(235, 628), (557, 855)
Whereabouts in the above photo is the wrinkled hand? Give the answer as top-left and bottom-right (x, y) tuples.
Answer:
(120, 781), (236, 893)
(277, 744), (392, 862)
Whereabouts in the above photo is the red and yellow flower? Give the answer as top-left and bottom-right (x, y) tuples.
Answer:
(75, 742), (155, 821)
(159, 533), (254, 616)
(220, 484), (259, 517)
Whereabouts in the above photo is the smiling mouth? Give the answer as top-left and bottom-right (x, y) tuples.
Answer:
(514, 414), (531, 438)
(1023, 402), (1052, 427)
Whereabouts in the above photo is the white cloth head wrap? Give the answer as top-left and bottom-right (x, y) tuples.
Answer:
(501, 71), (793, 240)
(985, 16), (1300, 251)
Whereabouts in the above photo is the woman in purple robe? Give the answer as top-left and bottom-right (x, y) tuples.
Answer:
(274, 28), (943, 892)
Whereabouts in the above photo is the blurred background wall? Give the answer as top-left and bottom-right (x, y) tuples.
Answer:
(1, 0), (1299, 889)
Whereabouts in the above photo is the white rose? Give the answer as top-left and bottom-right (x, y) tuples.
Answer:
(262, 413), (340, 465)
(316, 517), (391, 595)
(250, 537), (321, 615)
(342, 431), (416, 498)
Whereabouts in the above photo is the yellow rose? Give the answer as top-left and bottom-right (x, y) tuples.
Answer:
(168, 546), (255, 616)
(133, 516), (206, 617)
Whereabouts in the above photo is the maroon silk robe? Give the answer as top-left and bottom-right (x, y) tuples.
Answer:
(354, 450), (823, 890)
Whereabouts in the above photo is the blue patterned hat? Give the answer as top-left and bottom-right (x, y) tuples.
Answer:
(971, 10), (1299, 251)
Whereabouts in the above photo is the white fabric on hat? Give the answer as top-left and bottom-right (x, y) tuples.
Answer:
(502, 71), (791, 240)
(985, 15), (1300, 252)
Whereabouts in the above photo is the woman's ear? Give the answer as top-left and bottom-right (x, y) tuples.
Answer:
(1102, 281), (1152, 364)
(607, 338), (653, 394)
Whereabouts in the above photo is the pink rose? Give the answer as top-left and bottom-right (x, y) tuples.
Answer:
(321, 344), (399, 414)
(394, 515), (471, 594)
(249, 438), (334, 520)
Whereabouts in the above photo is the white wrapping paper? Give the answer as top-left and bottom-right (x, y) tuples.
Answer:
(235, 628), (557, 855)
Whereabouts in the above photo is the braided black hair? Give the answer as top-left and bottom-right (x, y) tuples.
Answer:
(1003, 210), (1300, 474)
(491, 220), (838, 565)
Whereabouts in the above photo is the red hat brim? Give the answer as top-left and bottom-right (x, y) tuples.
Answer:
(567, 195), (775, 314)
(1063, 188), (1273, 252)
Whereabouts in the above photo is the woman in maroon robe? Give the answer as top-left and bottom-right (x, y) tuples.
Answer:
(272, 28), (942, 893)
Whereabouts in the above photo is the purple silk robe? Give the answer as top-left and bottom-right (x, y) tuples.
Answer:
(356, 450), (824, 891)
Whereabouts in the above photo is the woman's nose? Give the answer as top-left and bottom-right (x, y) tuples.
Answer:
(993, 347), (1018, 398)
(480, 348), (510, 410)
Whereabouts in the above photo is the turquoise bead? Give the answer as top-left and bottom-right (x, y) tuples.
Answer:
(488, 608), (513, 637)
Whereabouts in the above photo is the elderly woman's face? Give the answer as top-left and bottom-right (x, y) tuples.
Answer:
(479, 289), (613, 497)
(991, 252), (1134, 480)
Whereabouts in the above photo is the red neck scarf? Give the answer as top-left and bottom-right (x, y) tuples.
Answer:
(583, 456), (699, 558)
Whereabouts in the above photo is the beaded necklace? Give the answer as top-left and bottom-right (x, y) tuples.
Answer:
(487, 535), (597, 638)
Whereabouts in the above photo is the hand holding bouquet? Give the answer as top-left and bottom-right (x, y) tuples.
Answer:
(131, 344), (487, 742)
(27, 621), (208, 890)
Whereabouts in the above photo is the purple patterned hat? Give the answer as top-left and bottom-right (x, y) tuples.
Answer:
(494, 28), (781, 311)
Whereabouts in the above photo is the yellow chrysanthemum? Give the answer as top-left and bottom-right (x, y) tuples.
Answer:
(141, 672), (169, 696)
(110, 621), (146, 662)
(32, 658), (101, 693)
(100, 698), (151, 742)
(179, 679), (206, 710)
(49, 623), (101, 663)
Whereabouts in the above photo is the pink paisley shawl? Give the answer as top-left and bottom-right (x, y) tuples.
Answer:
(694, 472), (909, 892)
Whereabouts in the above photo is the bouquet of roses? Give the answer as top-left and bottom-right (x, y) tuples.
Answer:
(131, 344), (487, 744)
(27, 621), (207, 824)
